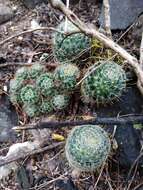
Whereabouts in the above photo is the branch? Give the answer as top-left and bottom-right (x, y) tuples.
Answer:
(0, 27), (79, 47)
(103, 0), (112, 38)
(0, 62), (58, 68)
(140, 32), (143, 68)
(12, 115), (143, 131)
(49, 0), (143, 95)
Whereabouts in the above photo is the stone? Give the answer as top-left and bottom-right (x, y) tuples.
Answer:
(0, 4), (14, 25)
(22, 0), (48, 9)
(0, 95), (18, 142)
(55, 178), (79, 190)
(99, 0), (143, 30)
(114, 124), (143, 168)
(92, 85), (143, 117)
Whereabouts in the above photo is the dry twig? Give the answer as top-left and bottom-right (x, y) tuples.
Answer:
(140, 32), (143, 68)
(12, 115), (143, 131)
(103, 0), (112, 38)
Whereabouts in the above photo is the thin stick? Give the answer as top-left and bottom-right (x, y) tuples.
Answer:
(0, 27), (63, 46)
(103, 0), (112, 38)
(0, 142), (64, 167)
(0, 62), (58, 68)
(64, 0), (70, 31)
(12, 115), (143, 131)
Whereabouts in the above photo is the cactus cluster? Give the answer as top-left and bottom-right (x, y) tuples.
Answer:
(65, 125), (111, 171)
(53, 20), (91, 64)
(10, 63), (80, 117)
(81, 61), (126, 104)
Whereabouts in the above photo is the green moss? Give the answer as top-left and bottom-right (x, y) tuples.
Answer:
(65, 125), (111, 171)
(53, 20), (91, 64)
(133, 124), (143, 129)
(81, 61), (126, 104)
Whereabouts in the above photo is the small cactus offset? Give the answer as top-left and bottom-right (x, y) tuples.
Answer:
(53, 20), (91, 64)
(52, 94), (70, 110)
(20, 85), (39, 104)
(23, 104), (40, 117)
(81, 61), (126, 104)
(29, 63), (45, 79)
(54, 64), (80, 91)
(15, 67), (29, 80)
(65, 125), (111, 171)
(40, 99), (53, 113)
(36, 73), (55, 97)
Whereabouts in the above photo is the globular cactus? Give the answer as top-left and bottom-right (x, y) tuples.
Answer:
(54, 64), (80, 91)
(15, 67), (29, 80)
(20, 85), (39, 104)
(40, 99), (53, 114)
(10, 92), (21, 104)
(53, 20), (91, 64)
(65, 125), (111, 171)
(23, 104), (40, 117)
(36, 73), (55, 97)
(81, 61), (126, 104)
(52, 94), (69, 110)
(29, 63), (45, 79)
(9, 79), (24, 104)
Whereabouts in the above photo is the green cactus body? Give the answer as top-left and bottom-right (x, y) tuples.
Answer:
(15, 67), (29, 80)
(40, 99), (53, 113)
(29, 63), (45, 79)
(20, 85), (39, 104)
(23, 104), (40, 117)
(52, 94), (69, 110)
(9, 79), (24, 104)
(10, 92), (21, 104)
(81, 62), (126, 104)
(36, 73), (55, 97)
(54, 64), (80, 91)
(53, 20), (91, 63)
(9, 79), (24, 93)
(65, 125), (111, 171)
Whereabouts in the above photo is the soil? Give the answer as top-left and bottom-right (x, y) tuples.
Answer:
(0, 0), (143, 189)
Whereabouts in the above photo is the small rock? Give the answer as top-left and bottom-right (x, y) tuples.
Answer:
(22, 0), (48, 9)
(0, 4), (14, 25)
(100, 0), (143, 29)
(55, 178), (79, 190)
(93, 85), (143, 117)
(0, 95), (18, 142)
(114, 124), (143, 167)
